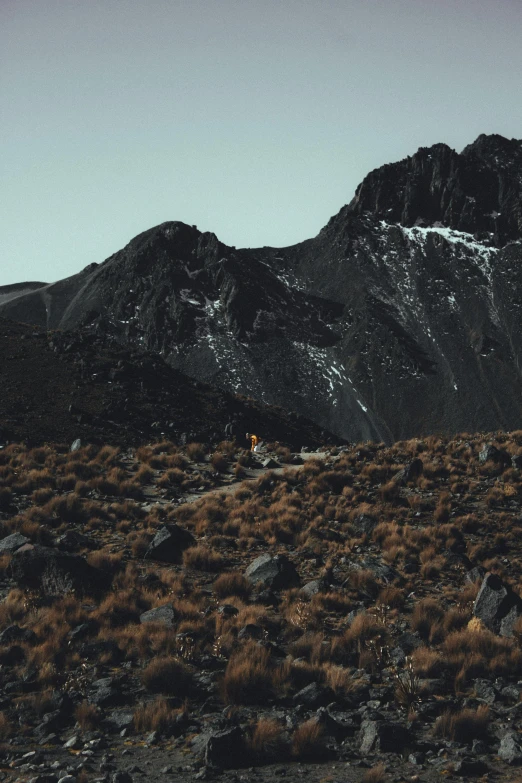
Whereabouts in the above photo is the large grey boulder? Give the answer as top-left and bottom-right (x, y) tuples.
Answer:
(10, 545), (110, 595)
(0, 532), (29, 553)
(244, 553), (300, 590)
(139, 604), (177, 627)
(473, 572), (522, 636)
(144, 525), (195, 563)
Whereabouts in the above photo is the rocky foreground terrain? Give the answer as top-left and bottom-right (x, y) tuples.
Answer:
(2, 134), (522, 442)
(2, 432), (522, 781)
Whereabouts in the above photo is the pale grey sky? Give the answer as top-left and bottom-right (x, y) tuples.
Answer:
(2, 0), (521, 285)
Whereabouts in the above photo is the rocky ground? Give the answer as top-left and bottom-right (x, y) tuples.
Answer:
(2, 433), (522, 781)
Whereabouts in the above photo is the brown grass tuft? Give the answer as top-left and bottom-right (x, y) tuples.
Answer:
(142, 656), (193, 696)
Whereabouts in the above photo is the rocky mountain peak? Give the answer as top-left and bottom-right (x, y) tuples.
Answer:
(2, 134), (522, 444)
(346, 134), (522, 245)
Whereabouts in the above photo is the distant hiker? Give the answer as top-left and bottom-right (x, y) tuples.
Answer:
(246, 433), (259, 452)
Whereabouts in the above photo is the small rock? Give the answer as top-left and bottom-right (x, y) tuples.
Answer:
(63, 736), (82, 750)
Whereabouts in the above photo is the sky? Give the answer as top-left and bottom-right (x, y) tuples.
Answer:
(2, 0), (522, 286)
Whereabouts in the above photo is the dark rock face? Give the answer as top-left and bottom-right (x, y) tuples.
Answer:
(348, 134), (522, 245)
(204, 726), (245, 769)
(10, 545), (110, 596)
(2, 134), (522, 442)
(359, 719), (411, 754)
(473, 572), (522, 636)
(244, 553), (300, 590)
(143, 525), (195, 563)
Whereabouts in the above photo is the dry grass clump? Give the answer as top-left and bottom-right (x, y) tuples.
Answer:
(410, 598), (445, 642)
(134, 698), (185, 734)
(291, 719), (325, 760)
(0, 712), (13, 739)
(213, 571), (252, 599)
(75, 701), (101, 731)
(246, 718), (287, 763)
(433, 705), (489, 743)
(186, 442), (207, 461)
(222, 642), (281, 705)
(183, 545), (225, 571)
(142, 656), (193, 696)
(443, 628), (522, 687)
(362, 763), (387, 783)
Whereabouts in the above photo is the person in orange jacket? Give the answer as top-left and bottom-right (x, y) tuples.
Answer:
(246, 433), (259, 452)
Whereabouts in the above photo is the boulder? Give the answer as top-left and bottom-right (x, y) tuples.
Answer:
(300, 578), (328, 598)
(498, 732), (522, 765)
(293, 682), (335, 709)
(10, 545), (110, 595)
(451, 758), (489, 776)
(512, 454), (522, 469)
(205, 726), (245, 769)
(244, 553), (300, 590)
(351, 515), (378, 535)
(472, 678), (497, 704)
(359, 719), (410, 754)
(144, 525), (195, 563)
(261, 458), (280, 469)
(0, 624), (36, 644)
(393, 458), (423, 485)
(473, 572), (522, 636)
(70, 439), (82, 452)
(139, 604), (177, 627)
(0, 532), (29, 553)
(55, 531), (95, 552)
(478, 444), (510, 466)
(90, 677), (122, 707)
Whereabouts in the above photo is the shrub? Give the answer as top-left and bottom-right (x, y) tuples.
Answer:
(363, 764), (386, 783)
(183, 545), (225, 571)
(142, 656), (193, 696)
(433, 706), (489, 743)
(134, 698), (184, 734)
(186, 443), (206, 462)
(213, 572), (252, 599)
(222, 643), (277, 705)
(211, 452), (229, 473)
(291, 719), (324, 760)
(75, 701), (101, 731)
(246, 718), (287, 763)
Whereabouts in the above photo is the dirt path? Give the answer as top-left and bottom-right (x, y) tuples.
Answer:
(178, 451), (333, 505)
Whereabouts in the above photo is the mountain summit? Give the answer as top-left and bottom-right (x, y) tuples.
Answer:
(2, 134), (522, 442)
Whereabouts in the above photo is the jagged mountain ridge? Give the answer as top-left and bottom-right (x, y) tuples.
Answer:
(2, 133), (522, 442)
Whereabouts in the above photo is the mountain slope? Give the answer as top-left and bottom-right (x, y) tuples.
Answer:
(2, 134), (522, 442)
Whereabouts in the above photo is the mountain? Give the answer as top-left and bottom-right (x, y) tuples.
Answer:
(0, 318), (333, 449)
(2, 133), (522, 442)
